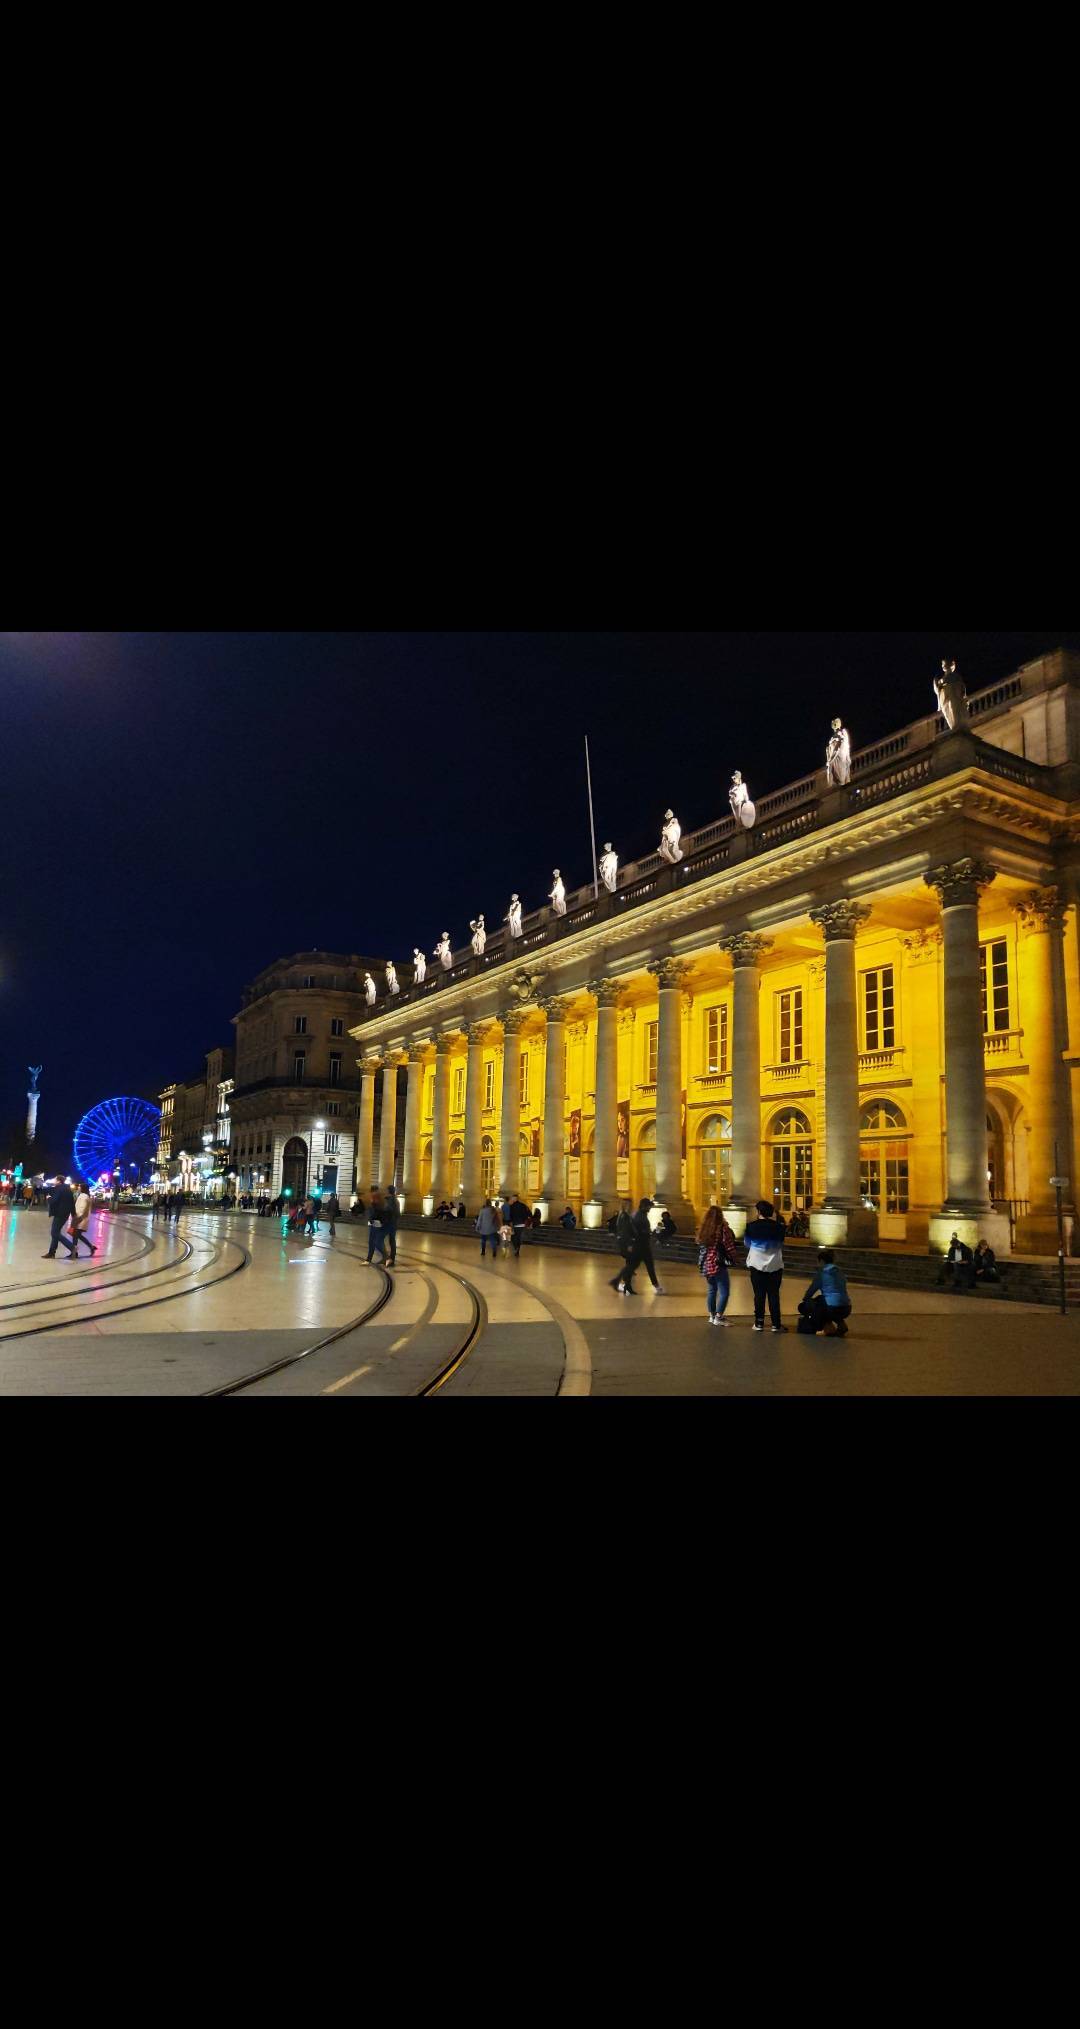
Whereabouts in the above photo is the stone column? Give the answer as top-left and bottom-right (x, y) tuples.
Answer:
(430, 1032), (456, 1204)
(499, 1011), (526, 1198)
(378, 1058), (399, 1193)
(537, 996), (571, 1217)
(719, 933), (773, 1238)
(1015, 888), (1070, 1255)
(584, 979), (622, 1225)
(647, 958), (694, 1222)
(401, 1044), (427, 1210)
(925, 859), (1010, 1255)
(357, 1057), (380, 1192)
(809, 901), (877, 1249)
(462, 1022), (489, 1206)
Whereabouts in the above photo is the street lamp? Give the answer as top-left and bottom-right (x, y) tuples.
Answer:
(312, 1118), (326, 1193)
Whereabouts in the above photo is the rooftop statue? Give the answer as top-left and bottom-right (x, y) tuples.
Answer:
(934, 658), (969, 732)
(549, 871), (567, 917)
(506, 895), (523, 939)
(599, 843), (618, 894)
(659, 810), (684, 863)
(363, 972), (377, 1005)
(435, 932), (453, 970)
(386, 961), (399, 996)
(729, 771), (756, 828)
(826, 719), (852, 787)
(470, 916), (487, 955)
(413, 948), (427, 985)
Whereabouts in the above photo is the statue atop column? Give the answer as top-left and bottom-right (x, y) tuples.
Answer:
(434, 932), (453, 970)
(729, 772), (756, 827)
(412, 948), (427, 985)
(470, 916), (487, 955)
(549, 871), (567, 916)
(826, 719), (852, 787)
(363, 972), (377, 1005)
(598, 842), (619, 893)
(934, 658), (969, 732)
(385, 961), (399, 996)
(26, 1066), (42, 1144)
(506, 895), (523, 938)
(659, 810), (684, 863)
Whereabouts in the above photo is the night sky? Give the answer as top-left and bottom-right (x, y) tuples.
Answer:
(1, 630), (1075, 1172)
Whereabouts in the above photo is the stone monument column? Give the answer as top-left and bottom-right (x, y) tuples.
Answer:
(537, 997), (570, 1218)
(584, 979), (622, 1226)
(430, 1033), (456, 1204)
(378, 1058), (399, 1192)
(647, 958), (694, 1221)
(1015, 888), (1071, 1255)
(499, 1012), (527, 1198)
(462, 1022), (490, 1205)
(809, 901), (877, 1248)
(925, 859), (1009, 1255)
(720, 933), (773, 1238)
(401, 1044), (427, 1210)
(357, 1057), (380, 1192)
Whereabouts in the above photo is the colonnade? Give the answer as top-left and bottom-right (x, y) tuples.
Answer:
(349, 861), (1051, 1254)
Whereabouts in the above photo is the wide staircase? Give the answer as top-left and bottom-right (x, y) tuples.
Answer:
(395, 1214), (1080, 1309)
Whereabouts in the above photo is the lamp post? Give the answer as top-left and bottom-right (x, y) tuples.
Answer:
(311, 1118), (326, 1195)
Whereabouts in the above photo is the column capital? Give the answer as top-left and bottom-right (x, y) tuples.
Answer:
(925, 859), (997, 910)
(361, 1055), (384, 1077)
(647, 957), (693, 991)
(719, 932), (773, 969)
(406, 1042), (429, 1065)
(809, 900), (873, 943)
(500, 1009), (529, 1036)
(589, 977), (625, 1009)
(434, 1031), (459, 1056)
(1015, 886), (1068, 935)
(466, 1021), (492, 1046)
(538, 995), (572, 1024)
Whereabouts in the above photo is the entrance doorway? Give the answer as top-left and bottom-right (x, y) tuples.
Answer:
(282, 1135), (308, 1203)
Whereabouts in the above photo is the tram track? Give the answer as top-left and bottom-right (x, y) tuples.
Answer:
(0, 1227), (190, 1317)
(0, 1219), (251, 1346)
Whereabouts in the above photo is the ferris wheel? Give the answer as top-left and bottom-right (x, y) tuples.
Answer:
(73, 1097), (161, 1187)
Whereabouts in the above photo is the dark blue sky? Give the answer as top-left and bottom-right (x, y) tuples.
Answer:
(1, 630), (1074, 1169)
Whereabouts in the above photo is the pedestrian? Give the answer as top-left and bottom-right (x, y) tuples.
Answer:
(508, 1195), (531, 1256)
(629, 1198), (666, 1293)
(42, 1177), (76, 1259)
(609, 1200), (637, 1293)
(745, 1200), (787, 1333)
(381, 1186), (398, 1267)
(367, 1188), (386, 1263)
(69, 1179), (98, 1259)
(797, 1251), (852, 1336)
(475, 1198), (501, 1259)
(697, 1203), (736, 1325)
(324, 1189), (340, 1238)
(303, 1195), (319, 1237)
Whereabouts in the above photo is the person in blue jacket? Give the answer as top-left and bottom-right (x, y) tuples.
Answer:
(797, 1251), (852, 1337)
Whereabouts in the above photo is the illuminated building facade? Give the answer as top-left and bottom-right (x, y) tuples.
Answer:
(349, 651), (1080, 1257)
(229, 951), (386, 1201)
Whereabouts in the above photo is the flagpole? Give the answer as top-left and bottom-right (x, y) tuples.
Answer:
(585, 735), (599, 900)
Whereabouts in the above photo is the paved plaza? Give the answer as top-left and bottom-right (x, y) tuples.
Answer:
(0, 1205), (1078, 1396)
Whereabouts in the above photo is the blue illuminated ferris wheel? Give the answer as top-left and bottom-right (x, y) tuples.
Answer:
(73, 1097), (161, 1187)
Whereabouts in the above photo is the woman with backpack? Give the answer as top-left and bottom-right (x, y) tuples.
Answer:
(697, 1204), (737, 1325)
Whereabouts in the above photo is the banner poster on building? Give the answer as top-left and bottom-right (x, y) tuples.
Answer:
(616, 1100), (629, 1161)
(569, 1109), (581, 1158)
(530, 1118), (542, 1158)
(681, 1090), (687, 1159)
(568, 1157), (581, 1195)
(527, 1156), (540, 1195)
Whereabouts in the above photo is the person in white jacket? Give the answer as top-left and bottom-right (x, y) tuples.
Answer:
(69, 1180), (98, 1259)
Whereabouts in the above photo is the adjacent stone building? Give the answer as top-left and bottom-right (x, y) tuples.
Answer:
(347, 650), (1080, 1258)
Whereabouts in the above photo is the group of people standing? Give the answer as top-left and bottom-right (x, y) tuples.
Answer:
(152, 1194), (186, 1222)
(474, 1196), (534, 1258)
(690, 1199), (852, 1335)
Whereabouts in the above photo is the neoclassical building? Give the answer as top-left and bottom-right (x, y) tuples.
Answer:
(349, 651), (1080, 1257)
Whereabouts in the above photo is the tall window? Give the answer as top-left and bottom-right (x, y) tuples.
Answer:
(860, 1101), (909, 1214)
(481, 1135), (496, 1197)
(293, 1052), (306, 1081)
(519, 1053), (529, 1107)
(451, 1066), (464, 1114)
(770, 1108), (814, 1212)
(425, 1072), (434, 1121)
(981, 940), (1010, 1033)
(705, 1005), (729, 1075)
(862, 966), (895, 1051)
(294, 1015), (307, 1035)
(331, 1018), (344, 1038)
(645, 1021), (658, 1083)
(777, 990), (803, 1065)
(329, 1053), (342, 1086)
(327, 1101), (341, 1117)
(485, 1060), (495, 1110)
(324, 1133), (340, 1156)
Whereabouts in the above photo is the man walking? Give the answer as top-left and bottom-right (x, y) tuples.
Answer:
(324, 1189), (340, 1239)
(508, 1195), (531, 1257)
(381, 1185), (398, 1267)
(43, 1177), (76, 1259)
(367, 1188), (386, 1263)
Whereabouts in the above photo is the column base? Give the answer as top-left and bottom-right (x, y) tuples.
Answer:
(725, 1203), (750, 1240)
(929, 1209), (1012, 1258)
(810, 1204), (879, 1250)
(422, 1193), (435, 1218)
(650, 1193), (696, 1232)
(582, 1199), (608, 1230)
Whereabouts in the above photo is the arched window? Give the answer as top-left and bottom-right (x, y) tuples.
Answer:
(637, 1118), (656, 1198)
(481, 1134), (496, 1199)
(450, 1137), (464, 1197)
(519, 1131), (531, 1195)
(768, 1109), (813, 1214)
(860, 1099), (909, 1214)
(698, 1113), (732, 1205)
